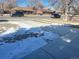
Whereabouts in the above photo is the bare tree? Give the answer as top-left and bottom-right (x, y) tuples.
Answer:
(28, 0), (38, 7)
(48, 0), (58, 6)
(48, 0), (79, 20)
(28, 0), (44, 9)
(0, 0), (17, 9)
(64, 0), (79, 20)
(36, 1), (44, 9)
(0, 0), (7, 13)
(6, 0), (17, 9)
(0, 0), (5, 9)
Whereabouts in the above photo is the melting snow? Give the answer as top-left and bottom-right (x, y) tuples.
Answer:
(0, 28), (17, 36)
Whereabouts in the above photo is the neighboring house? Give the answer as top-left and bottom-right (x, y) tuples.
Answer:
(11, 7), (53, 15)
(11, 7), (34, 14)
(35, 9), (43, 15)
(0, 6), (54, 15)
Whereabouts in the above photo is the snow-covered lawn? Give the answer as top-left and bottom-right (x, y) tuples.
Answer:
(0, 22), (79, 59)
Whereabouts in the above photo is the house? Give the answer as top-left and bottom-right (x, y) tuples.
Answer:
(11, 7), (34, 14)
(35, 9), (43, 15)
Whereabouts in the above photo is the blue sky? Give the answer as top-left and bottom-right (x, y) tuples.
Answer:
(17, 0), (49, 7)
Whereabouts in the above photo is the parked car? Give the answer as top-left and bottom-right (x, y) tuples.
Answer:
(11, 11), (24, 17)
(51, 11), (61, 18)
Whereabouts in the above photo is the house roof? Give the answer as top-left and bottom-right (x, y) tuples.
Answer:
(11, 7), (34, 11)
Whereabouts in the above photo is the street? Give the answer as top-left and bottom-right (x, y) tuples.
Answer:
(0, 16), (79, 25)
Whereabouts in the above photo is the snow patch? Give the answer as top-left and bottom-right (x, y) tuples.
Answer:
(61, 36), (72, 43)
(0, 28), (17, 36)
(8, 22), (32, 29)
